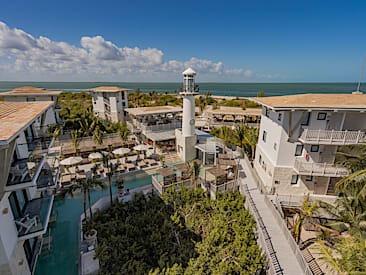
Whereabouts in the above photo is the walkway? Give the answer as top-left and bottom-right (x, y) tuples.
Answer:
(238, 158), (305, 275)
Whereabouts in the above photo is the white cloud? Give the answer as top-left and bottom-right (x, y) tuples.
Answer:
(0, 22), (274, 81)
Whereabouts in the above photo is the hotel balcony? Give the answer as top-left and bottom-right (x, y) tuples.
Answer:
(299, 129), (366, 145)
(5, 137), (55, 192)
(15, 195), (54, 241)
(294, 159), (349, 177)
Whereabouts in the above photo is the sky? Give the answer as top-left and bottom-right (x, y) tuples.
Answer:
(0, 0), (366, 82)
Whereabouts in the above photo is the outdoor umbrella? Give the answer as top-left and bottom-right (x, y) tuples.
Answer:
(133, 144), (151, 151)
(88, 152), (103, 161)
(112, 148), (131, 155)
(60, 156), (83, 166)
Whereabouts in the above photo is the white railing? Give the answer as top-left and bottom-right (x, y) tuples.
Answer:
(151, 177), (192, 194)
(132, 119), (182, 133)
(294, 159), (349, 177)
(210, 180), (236, 194)
(300, 129), (366, 145)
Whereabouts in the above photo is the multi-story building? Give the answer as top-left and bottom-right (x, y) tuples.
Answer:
(248, 93), (366, 196)
(0, 101), (59, 275)
(90, 86), (132, 122)
(0, 86), (63, 124)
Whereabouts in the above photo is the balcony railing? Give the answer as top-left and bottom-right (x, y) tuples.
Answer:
(152, 177), (192, 194)
(299, 129), (366, 145)
(294, 159), (349, 177)
(16, 195), (54, 240)
(133, 119), (182, 133)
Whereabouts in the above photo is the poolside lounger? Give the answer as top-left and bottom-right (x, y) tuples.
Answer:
(15, 215), (38, 234)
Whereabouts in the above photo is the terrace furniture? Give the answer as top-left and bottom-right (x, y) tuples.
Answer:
(15, 214), (38, 234)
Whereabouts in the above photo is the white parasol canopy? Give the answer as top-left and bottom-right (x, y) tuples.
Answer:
(88, 152), (103, 160)
(113, 147), (131, 155)
(133, 144), (151, 151)
(60, 156), (83, 166)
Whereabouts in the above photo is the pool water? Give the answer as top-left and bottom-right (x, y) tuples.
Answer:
(35, 172), (152, 275)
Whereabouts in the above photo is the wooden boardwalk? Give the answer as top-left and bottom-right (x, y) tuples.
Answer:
(238, 158), (306, 275)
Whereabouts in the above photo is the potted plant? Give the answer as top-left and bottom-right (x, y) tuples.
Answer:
(83, 220), (97, 247)
(159, 155), (165, 167)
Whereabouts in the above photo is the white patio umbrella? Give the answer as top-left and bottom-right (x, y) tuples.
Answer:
(113, 148), (131, 155)
(88, 152), (103, 161)
(60, 156), (83, 166)
(133, 144), (151, 151)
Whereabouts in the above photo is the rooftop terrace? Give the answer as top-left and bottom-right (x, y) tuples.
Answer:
(248, 93), (366, 111)
(125, 105), (182, 116)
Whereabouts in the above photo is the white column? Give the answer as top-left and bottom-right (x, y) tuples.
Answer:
(182, 95), (195, 136)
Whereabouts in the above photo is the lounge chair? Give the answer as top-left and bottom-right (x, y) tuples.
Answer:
(15, 215), (38, 234)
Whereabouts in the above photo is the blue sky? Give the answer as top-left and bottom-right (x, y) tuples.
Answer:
(0, 0), (365, 82)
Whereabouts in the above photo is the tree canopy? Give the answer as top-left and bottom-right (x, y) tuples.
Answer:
(93, 186), (265, 274)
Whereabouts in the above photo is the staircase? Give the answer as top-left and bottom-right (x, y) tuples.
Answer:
(302, 248), (324, 275)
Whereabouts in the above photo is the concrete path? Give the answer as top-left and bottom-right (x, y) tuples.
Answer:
(238, 158), (305, 275)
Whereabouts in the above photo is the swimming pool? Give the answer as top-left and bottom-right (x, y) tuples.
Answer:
(35, 172), (152, 275)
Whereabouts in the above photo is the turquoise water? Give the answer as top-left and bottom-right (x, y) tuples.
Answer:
(34, 172), (152, 275)
(0, 81), (364, 97)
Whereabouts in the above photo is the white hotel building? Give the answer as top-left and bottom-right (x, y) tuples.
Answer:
(90, 86), (132, 122)
(0, 101), (59, 275)
(248, 93), (366, 196)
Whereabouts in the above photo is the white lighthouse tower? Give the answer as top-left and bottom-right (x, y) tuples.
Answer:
(175, 68), (199, 161)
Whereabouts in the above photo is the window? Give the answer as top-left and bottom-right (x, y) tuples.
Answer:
(273, 143), (277, 150)
(291, 175), (299, 185)
(301, 112), (311, 126)
(278, 113), (282, 121)
(311, 145), (319, 152)
(26, 97), (36, 102)
(262, 131), (267, 142)
(275, 180), (280, 185)
(295, 144), (304, 156)
(305, 176), (313, 181)
(264, 107), (269, 117)
(259, 154), (262, 164)
(317, 112), (327, 120)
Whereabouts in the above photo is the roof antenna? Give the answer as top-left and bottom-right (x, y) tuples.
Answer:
(354, 55), (366, 94)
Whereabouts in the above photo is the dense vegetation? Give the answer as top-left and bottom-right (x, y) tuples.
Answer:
(128, 89), (183, 107)
(93, 187), (265, 274)
(310, 144), (366, 274)
(210, 125), (259, 159)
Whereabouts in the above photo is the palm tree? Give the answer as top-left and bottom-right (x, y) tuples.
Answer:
(219, 126), (231, 153)
(70, 130), (80, 155)
(93, 125), (105, 145)
(244, 126), (259, 160)
(102, 152), (119, 204)
(233, 124), (246, 155)
(291, 194), (319, 244)
(197, 96), (207, 114)
(86, 176), (106, 219)
(187, 161), (201, 188)
(117, 122), (129, 145)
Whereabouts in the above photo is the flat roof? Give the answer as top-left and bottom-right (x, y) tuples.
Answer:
(144, 130), (176, 141)
(89, 86), (133, 92)
(207, 167), (226, 178)
(0, 101), (54, 144)
(157, 167), (176, 177)
(247, 93), (366, 111)
(125, 106), (182, 116)
(0, 86), (62, 96)
(207, 108), (261, 116)
(174, 163), (189, 172)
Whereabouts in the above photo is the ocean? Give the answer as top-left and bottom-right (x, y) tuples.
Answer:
(0, 82), (363, 97)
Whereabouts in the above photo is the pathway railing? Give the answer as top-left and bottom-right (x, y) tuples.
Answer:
(242, 184), (284, 275)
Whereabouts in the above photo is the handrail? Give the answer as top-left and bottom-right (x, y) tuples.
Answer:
(264, 196), (313, 275)
(242, 184), (283, 275)
(300, 129), (366, 144)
